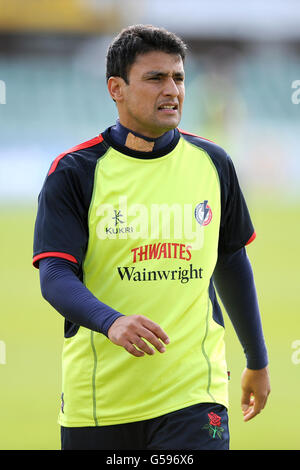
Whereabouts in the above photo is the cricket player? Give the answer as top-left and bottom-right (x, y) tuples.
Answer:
(33, 25), (270, 450)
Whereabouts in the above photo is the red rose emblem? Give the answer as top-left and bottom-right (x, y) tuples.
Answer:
(202, 411), (224, 439)
(208, 412), (221, 427)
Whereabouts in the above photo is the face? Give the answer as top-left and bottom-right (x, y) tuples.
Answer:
(108, 51), (185, 138)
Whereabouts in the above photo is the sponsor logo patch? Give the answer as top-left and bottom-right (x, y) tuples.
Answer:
(195, 200), (212, 226)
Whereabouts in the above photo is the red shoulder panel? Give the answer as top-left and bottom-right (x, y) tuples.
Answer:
(48, 134), (104, 176)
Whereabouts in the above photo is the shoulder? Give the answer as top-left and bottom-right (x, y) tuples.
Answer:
(178, 128), (232, 183)
(179, 128), (228, 161)
(48, 134), (107, 177)
(40, 134), (108, 208)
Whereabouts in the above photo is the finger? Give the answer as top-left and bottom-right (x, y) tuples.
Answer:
(241, 390), (252, 415)
(243, 395), (264, 422)
(141, 318), (170, 345)
(243, 404), (258, 422)
(138, 327), (167, 353)
(133, 335), (155, 356)
(124, 342), (145, 358)
(253, 392), (268, 415)
(243, 408), (255, 422)
(242, 395), (255, 421)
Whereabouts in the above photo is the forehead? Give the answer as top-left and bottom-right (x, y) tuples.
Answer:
(129, 51), (184, 76)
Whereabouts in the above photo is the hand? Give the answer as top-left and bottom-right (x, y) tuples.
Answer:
(241, 366), (271, 422)
(108, 315), (170, 358)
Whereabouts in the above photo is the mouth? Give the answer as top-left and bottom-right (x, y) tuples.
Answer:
(157, 103), (178, 113)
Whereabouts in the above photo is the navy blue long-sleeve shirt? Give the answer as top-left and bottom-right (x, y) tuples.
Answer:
(37, 120), (268, 370)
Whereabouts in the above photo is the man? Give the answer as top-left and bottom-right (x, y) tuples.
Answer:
(33, 25), (270, 450)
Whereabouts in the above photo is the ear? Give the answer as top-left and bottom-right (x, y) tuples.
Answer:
(107, 76), (126, 103)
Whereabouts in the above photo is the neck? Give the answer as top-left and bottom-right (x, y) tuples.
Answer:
(109, 120), (175, 152)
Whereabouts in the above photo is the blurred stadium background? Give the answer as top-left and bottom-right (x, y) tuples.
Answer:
(0, 0), (299, 450)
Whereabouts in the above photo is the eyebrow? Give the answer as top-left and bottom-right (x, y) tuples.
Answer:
(143, 71), (185, 79)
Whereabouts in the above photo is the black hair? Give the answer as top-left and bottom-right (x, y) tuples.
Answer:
(106, 24), (187, 84)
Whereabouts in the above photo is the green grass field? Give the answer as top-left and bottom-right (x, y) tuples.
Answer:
(1, 200), (300, 450)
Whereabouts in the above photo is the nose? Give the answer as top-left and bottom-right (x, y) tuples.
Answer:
(162, 77), (180, 97)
